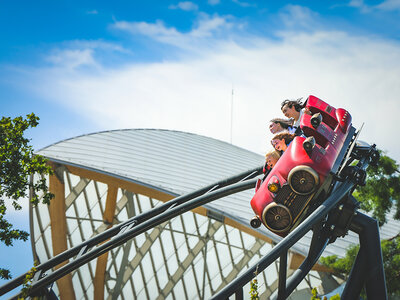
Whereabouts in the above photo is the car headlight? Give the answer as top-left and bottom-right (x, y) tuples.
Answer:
(267, 176), (280, 193)
(287, 165), (319, 195)
(262, 202), (292, 233)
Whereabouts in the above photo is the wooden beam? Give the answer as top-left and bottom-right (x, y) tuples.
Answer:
(93, 185), (118, 300)
(66, 165), (175, 202)
(225, 218), (274, 244)
(289, 252), (334, 272)
(48, 167), (75, 300)
(62, 164), (338, 283)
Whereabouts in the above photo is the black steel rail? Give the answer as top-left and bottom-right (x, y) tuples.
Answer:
(210, 143), (386, 300)
(0, 166), (262, 298)
(3, 172), (261, 298)
(1, 134), (387, 300)
(210, 177), (356, 300)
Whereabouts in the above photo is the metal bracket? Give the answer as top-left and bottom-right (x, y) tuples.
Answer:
(326, 195), (359, 243)
(53, 163), (67, 184)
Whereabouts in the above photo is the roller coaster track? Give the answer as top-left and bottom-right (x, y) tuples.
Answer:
(212, 143), (387, 300)
(0, 167), (262, 299)
(0, 131), (387, 299)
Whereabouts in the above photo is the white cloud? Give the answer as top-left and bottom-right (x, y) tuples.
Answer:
(208, 0), (220, 5)
(169, 1), (199, 11)
(24, 29), (400, 164)
(86, 9), (98, 15)
(112, 13), (237, 50)
(191, 13), (233, 37)
(46, 49), (98, 69)
(376, 0), (400, 11)
(279, 5), (321, 30)
(113, 20), (181, 40)
(67, 40), (128, 53)
(348, 0), (371, 13)
(44, 40), (128, 70)
(349, 0), (400, 13)
(232, 0), (256, 8)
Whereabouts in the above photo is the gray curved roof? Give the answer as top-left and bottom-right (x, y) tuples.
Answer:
(37, 128), (264, 197)
(37, 128), (400, 259)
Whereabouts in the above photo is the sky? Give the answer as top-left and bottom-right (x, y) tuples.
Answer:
(1, 0), (400, 294)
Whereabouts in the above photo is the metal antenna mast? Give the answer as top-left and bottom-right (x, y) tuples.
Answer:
(230, 86), (234, 144)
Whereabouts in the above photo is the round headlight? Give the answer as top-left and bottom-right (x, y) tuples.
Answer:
(267, 176), (280, 193)
(268, 182), (279, 193)
(250, 216), (262, 228)
(288, 165), (319, 195)
(262, 203), (292, 233)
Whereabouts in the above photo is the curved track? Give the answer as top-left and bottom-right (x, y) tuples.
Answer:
(0, 134), (387, 300)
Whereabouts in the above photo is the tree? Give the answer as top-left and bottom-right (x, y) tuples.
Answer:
(0, 113), (53, 280)
(321, 150), (400, 296)
(310, 287), (340, 300)
(353, 150), (400, 225)
(320, 236), (400, 297)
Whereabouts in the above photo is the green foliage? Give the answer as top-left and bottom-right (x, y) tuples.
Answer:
(320, 245), (359, 275)
(20, 262), (38, 298)
(0, 113), (53, 279)
(310, 287), (319, 300)
(382, 235), (400, 295)
(353, 150), (400, 225)
(321, 232), (400, 296)
(319, 150), (400, 297)
(0, 268), (12, 280)
(310, 287), (340, 300)
(249, 278), (259, 300)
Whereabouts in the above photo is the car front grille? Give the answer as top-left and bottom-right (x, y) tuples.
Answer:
(274, 184), (313, 222)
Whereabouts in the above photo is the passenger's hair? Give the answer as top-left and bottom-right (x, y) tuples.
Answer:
(281, 98), (304, 112)
(271, 131), (295, 146)
(265, 149), (281, 161)
(270, 118), (293, 129)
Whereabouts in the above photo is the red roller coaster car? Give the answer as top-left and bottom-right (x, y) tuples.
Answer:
(250, 95), (354, 237)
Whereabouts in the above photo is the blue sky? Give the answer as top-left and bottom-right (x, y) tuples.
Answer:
(1, 0), (400, 294)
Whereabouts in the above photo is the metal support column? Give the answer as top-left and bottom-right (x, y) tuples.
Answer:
(341, 211), (387, 300)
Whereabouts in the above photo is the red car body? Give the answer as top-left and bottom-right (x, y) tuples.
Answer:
(250, 95), (353, 236)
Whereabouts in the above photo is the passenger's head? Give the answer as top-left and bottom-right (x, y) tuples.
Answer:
(281, 98), (304, 120)
(271, 131), (295, 152)
(269, 118), (293, 134)
(265, 149), (281, 169)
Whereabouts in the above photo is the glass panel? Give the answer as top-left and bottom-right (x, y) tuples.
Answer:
(141, 253), (153, 282)
(86, 283), (94, 300)
(38, 202), (50, 228)
(68, 173), (81, 187)
(85, 181), (98, 209)
(157, 264), (169, 289)
(173, 280), (185, 299)
(32, 209), (41, 243)
(122, 281), (134, 299)
(150, 239), (164, 269)
(167, 254), (178, 275)
(72, 272), (84, 299)
(35, 236), (48, 263)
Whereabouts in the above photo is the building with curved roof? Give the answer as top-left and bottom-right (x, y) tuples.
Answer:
(30, 129), (398, 299)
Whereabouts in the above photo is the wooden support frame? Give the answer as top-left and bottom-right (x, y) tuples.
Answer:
(47, 163), (331, 299)
(93, 185), (118, 300)
(66, 165), (175, 203)
(49, 166), (75, 300)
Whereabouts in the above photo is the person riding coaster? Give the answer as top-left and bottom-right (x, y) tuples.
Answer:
(250, 95), (353, 236)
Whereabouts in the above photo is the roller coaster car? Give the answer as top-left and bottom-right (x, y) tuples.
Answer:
(250, 95), (353, 236)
